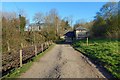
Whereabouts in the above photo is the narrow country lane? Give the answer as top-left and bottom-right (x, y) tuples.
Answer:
(20, 44), (111, 78)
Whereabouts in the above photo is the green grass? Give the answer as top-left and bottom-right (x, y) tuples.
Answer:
(72, 39), (120, 78)
(2, 44), (55, 78)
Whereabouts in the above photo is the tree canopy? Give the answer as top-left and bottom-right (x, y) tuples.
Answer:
(91, 2), (119, 39)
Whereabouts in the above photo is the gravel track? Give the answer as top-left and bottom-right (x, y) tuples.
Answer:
(20, 44), (112, 78)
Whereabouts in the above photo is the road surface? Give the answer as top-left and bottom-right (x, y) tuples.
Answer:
(20, 44), (111, 78)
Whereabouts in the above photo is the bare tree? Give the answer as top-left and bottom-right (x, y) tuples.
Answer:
(48, 9), (60, 36)
(2, 11), (17, 20)
(33, 12), (44, 24)
(68, 15), (73, 27)
(18, 9), (27, 17)
(48, 9), (58, 24)
(43, 9), (61, 40)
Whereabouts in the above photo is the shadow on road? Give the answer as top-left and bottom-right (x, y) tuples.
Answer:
(55, 40), (73, 45)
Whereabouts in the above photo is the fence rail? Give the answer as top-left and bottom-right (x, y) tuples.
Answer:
(2, 41), (53, 72)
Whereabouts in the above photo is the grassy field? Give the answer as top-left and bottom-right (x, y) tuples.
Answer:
(72, 39), (120, 78)
(2, 44), (55, 78)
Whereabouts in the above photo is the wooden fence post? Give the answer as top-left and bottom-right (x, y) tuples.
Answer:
(116, 41), (118, 53)
(51, 40), (52, 44)
(7, 41), (10, 52)
(46, 42), (47, 48)
(87, 37), (88, 46)
(41, 44), (43, 52)
(45, 42), (46, 49)
(35, 45), (37, 56)
(47, 41), (49, 47)
(20, 49), (22, 67)
(21, 43), (23, 48)
(50, 41), (51, 45)
(51, 40), (53, 44)
(45, 42), (47, 48)
(48, 41), (50, 46)
(49, 41), (50, 45)
(47, 42), (48, 47)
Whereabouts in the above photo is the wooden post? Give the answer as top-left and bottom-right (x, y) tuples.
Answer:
(20, 49), (22, 67)
(35, 45), (37, 56)
(87, 37), (88, 46)
(7, 41), (10, 52)
(51, 40), (52, 44)
(45, 42), (47, 48)
(41, 44), (43, 52)
(48, 41), (50, 46)
(49, 41), (50, 45)
(21, 43), (23, 48)
(45, 42), (46, 49)
(50, 41), (51, 45)
(32, 42), (34, 46)
(49, 41), (51, 45)
(51, 40), (53, 44)
(116, 41), (118, 53)
(46, 42), (47, 48)
(47, 41), (49, 47)
(46, 42), (48, 48)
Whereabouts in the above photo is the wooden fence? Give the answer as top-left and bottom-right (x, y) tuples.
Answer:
(2, 41), (53, 72)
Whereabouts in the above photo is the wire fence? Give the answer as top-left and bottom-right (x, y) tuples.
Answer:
(2, 41), (53, 73)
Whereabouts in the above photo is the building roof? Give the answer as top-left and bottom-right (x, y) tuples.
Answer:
(64, 31), (75, 37)
(75, 26), (87, 31)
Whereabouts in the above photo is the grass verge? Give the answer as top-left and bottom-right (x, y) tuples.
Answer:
(72, 39), (120, 78)
(2, 44), (55, 78)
